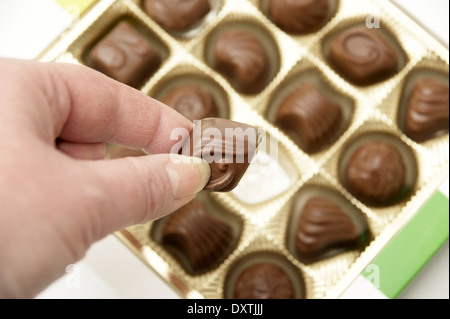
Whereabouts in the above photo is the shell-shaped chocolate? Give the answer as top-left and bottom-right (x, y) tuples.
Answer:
(296, 197), (360, 257)
(234, 264), (295, 299)
(143, 0), (211, 31)
(275, 83), (342, 153)
(405, 77), (449, 142)
(346, 141), (406, 205)
(329, 26), (399, 85)
(214, 30), (269, 94)
(269, 0), (329, 34)
(162, 199), (232, 272)
(186, 118), (260, 192)
(162, 86), (219, 121)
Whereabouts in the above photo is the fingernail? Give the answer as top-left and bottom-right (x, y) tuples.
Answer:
(166, 155), (211, 199)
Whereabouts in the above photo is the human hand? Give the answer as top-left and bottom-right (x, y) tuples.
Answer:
(0, 58), (211, 298)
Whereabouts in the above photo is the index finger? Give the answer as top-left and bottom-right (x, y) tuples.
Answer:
(1, 58), (192, 154)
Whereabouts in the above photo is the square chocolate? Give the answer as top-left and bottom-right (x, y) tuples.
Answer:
(328, 26), (399, 85)
(89, 21), (161, 88)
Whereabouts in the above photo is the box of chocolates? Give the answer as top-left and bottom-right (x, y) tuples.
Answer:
(40, 0), (449, 299)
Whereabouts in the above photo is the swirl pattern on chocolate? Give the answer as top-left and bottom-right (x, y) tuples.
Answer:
(213, 30), (269, 94)
(234, 264), (294, 299)
(296, 197), (360, 258)
(143, 0), (211, 31)
(346, 141), (406, 205)
(405, 77), (449, 142)
(329, 26), (399, 85)
(275, 83), (342, 153)
(269, 0), (330, 34)
(89, 21), (161, 88)
(162, 199), (232, 272)
(186, 118), (260, 192)
(162, 86), (219, 121)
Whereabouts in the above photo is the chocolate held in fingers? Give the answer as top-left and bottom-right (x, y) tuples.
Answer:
(183, 118), (260, 192)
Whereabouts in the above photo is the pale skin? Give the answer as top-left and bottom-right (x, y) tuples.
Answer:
(0, 58), (211, 298)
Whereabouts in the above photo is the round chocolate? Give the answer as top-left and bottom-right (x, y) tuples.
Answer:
(162, 86), (219, 121)
(143, 0), (211, 31)
(213, 30), (269, 94)
(346, 141), (406, 205)
(269, 0), (330, 34)
(234, 263), (294, 299)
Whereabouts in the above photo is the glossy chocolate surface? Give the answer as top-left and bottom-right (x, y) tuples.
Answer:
(275, 83), (342, 153)
(143, 0), (211, 31)
(329, 26), (399, 85)
(162, 199), (232, 272)
(234, 263), (295, 299)
(346, 141), (406, 205)
(405, 77), (449, 142)
(296, 196), (360, 259)
(162, 85), (219, 121)
(184, 118), (259, 192)
(89, 21), (161, 88)
(213, 30), (269, 94)
(269, 0), (330, 34)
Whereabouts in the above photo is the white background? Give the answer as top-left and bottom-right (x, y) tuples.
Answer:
(0, 0), (448, 299)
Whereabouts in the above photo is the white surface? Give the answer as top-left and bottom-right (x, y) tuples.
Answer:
(340, 276), (388, 299)
(0, 0), (448, 299)
(0, 0), (72, 59)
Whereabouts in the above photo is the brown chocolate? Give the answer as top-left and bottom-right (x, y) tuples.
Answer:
(162, 199), (232, 273)
(183, 118), (260, 192)
(346, 141), (406, 205)
(234, 263), (294, 299)
(213, 30), (269, 94)
(329, 26), (399, 85)
(296, 197), (360, 259)
(89, 21), (161, 88)
(405, 77), (449, 142)
(269, 0), (329, 34)
(162, 85), (219, 121)
(275, 83), (342, 153)
(143, 0), (211, 31)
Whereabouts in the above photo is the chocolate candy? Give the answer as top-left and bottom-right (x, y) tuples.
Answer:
(162, 85), (219, 121)
(234, 263), (294, 299)
(346, 141), (406, 205)
(269, 0), (330, 34)
(329, 26), (399, 85)
(296, 197), (360, 259)
(405, 77), (449, 142)
(213, 30), (269, 94)
(275, 83), (342, 153)
(162, 199), (232, 273)
(143, 0), (210, 31)
(89, 21), (161, 88)
(183, 118), (260, 192)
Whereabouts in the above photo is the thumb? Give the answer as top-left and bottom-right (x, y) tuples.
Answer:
(78, 154), (211, 240)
